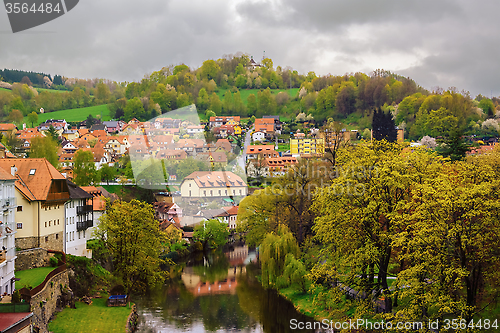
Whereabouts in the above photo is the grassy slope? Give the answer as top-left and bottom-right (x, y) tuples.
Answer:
(48, 297), (132, 333)
(0, 87), (10, 92)
(15, 267), (57, 289)
(216, 88), (300, 105)
(36, 88), (70, 93)
(23, 104), (111, 126)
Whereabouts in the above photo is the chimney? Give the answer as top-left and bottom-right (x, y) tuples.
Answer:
(11, 165), (17, 176)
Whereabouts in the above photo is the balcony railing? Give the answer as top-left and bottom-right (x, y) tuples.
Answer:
(0, 197), (16, 209)
(76, 205), (93, 215)
(76, 220), (93, 231)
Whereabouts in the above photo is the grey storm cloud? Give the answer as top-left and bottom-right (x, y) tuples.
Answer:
(1, 0), (499, 96)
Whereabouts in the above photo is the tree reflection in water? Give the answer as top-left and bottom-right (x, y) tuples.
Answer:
(136, 247), (318, 333)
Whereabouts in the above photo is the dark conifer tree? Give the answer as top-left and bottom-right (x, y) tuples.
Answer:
(372, 107), (397, 142)
(437, 128), (471, 161)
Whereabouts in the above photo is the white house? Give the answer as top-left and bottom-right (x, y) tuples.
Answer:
(186, 125), (204, 135)
(197, 206), (239, 229)
(0, 167), (17, 296)
(80, 186), (106, 237)
(180, 171), (247, 198)
(252, 131), (266, 142)
(64, 181), (93, 258)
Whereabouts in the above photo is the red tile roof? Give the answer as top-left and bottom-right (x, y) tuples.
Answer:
(185, 171), (246, 188)
(0, 158), (66, 201)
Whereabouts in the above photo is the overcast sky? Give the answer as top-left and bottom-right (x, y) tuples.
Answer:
(1, 0), (499, 97)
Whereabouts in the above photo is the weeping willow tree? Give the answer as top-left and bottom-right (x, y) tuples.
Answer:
(260, 224), (304, 289)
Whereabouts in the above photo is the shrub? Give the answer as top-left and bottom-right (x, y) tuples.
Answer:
(49, 256), (59, 267)
(11, 290), (21, 303)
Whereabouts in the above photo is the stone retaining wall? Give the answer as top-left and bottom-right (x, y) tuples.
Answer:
(16, 232), (63, 252)
(126, 304), (139, 333)
(15, 248), (49, 271)
(30, 270), (72, 333)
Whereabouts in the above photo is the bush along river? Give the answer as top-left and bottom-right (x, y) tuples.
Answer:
(134, 246), (326, 333)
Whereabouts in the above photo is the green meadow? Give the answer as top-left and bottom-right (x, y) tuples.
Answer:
(48, 296), (132, 333)
(215, 88), (300, 105)
(36, 88), (71, 93)
(23, 104), (111, 126)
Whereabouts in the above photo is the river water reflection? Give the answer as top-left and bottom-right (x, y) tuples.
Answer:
(135, 246), (319, 333)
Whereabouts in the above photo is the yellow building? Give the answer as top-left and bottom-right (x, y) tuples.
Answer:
(226, 119), (240, 126)
(0, 159), (70, 251)
(233, 125), (242, 136)
(289, 138), (325, 156)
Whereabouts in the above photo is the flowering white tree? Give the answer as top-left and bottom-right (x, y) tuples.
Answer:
(419, 136), (437, 149)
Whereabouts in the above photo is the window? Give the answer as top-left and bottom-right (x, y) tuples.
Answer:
(16, 223), (22, 229)
(56, 234), (59, 240)
(45, 222), (47, 227)
(45, 236), (48, 242)
(49, 220), (51, 227)
(29, 169), (36, 175)
(66, 232), (68, 242)
(57, 219), (60, 225)
(17, 206), (22, 212)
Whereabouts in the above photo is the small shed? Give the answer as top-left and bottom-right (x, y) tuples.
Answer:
(107, 295), (127, 307)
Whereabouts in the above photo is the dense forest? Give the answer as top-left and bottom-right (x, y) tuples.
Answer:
(1, 52), (499, 141)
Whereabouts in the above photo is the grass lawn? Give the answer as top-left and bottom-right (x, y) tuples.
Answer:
(276, 143), (290, 152)
(23, 104), (111, 126)
(0, 87), (10, 92)
(36, 88), (70, 93)
(48, 297), (132, 333)
(215, 88), (300, 105)
(15, 267), (57, 289)
(100, 185), (128, 194)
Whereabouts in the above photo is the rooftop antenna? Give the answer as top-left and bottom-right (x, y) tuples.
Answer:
(263, 50), (265, 61)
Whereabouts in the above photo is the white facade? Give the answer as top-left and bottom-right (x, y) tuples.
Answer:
(186, 126), (204, 135)
(87, 210), (103, 239)
(0, 178), (17, 295)
(64, 198), (93, 258)
(252, 131), (265, 142)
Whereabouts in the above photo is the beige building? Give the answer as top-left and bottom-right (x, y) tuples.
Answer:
(181, 171), (247, 198)
(0, 159), (70, 251)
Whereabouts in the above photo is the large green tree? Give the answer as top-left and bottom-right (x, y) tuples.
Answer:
(30, 136), (59, 168)
(27, 111), (38, 127)
(73, 150), (97, 186)
(124, 97), (146, 121)
(200, 60), (220, 81)
(313, 142), (442, 309)
(394, 159), (500, 323)
(96, 199), (166, 296)
(99, 164), (116, 185)
(193, 219), (229, 250)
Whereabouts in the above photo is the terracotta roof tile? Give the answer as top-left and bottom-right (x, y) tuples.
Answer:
(0, 158), (66, 201)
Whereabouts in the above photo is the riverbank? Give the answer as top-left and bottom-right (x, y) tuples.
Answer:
(48, 296), (133, 333)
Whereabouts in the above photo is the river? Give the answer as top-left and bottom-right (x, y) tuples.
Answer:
(134, 246), (321, 333)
